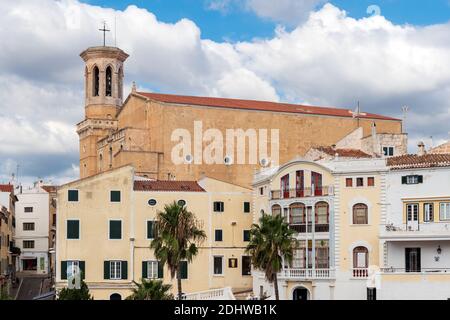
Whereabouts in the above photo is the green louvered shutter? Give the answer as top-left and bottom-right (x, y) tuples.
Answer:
(61, 261), (67, 280)
(147, 221), (154, 239)
(158, 261), (164, 279)
(180, 261), (188, 280)
(79, 261), (86, 280)
(142, 261), (148, 279)
(121, 261), (128, 280)
(104, 261), (110, 280)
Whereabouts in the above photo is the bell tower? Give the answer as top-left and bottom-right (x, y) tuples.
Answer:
(77, 46), (129, 178)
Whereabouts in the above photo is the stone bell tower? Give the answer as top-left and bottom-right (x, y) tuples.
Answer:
(77, 46), (129, 178)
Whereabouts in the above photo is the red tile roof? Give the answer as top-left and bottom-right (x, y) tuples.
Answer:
(387, 154), (450, 170)
(137, 92), (399, 121)
(134, 181), (206, 192)
(315, 146), (372, 158)
(0, 184), (13, 193)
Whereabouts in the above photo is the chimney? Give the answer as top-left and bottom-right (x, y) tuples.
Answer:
(417, 141), (426, 156)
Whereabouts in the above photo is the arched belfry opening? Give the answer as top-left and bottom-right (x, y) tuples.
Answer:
(105, 66), (112, 97)
(93, 66), (100, 97)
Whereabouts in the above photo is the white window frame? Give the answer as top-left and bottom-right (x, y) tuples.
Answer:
(110, 190), (121, 203)
(110, 261), (122, 280)
(147, 260), (158, 279)
(213, 256), (224, 276)
(67, 260), (80, 279)
(66, 219), (80, 240)
(406, 176), (419, 185)
(68, 189), (79, 202)
(108, 219), (123, 240)
(440, 203), (450, 221)
(383, 146), (394, 157)
(424, 203), (434, 223)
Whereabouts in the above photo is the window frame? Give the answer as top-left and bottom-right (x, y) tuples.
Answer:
(147, 260), (159, 280)
(24, 207), (34, 213)
(214, 229), (223, 242)
(110, 261), (122, 280)
(383, 146), (394, 157)
(352, 203), (369, 225)
(147, 220), (156, 240)
(23, 222), (35, 231)
(346, 178), (353, 188)
(213, 256), (224, 276)
(67, 260), (80, 279)
(242, 256), (252, 276)
(356, 178), (364, 188)
(243, 230), (251, 242)
(67, 219), (80, 240)
(68, 189), (79, 202)
(367, 177), (375, 187)
(423, 203), (434, 223)
(244, 202), (251, 213)
(213, 201), (225, 213)
(440, 203), (450, 221)
(109, 219), (123, 240)
(110, 190), (121, 203)
(23, 240), (35, 249)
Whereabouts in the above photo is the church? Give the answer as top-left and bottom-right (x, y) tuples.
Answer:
(77, 45), (406, 187)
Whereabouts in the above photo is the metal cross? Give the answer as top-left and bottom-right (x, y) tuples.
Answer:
(99, 21), (110, 46)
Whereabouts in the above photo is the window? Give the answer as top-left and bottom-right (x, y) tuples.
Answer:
(105, 66), (112, 97)
(272, 205), (281, 217)
(440, 203), (450, 221)
(93, 66), (100, 96)
(24, 207), (33, 213)
(215, 229), (223, 242)
(67, 220), (80, 240)
(353, 247), (368, 268)
(356, 178), (364, 187)
(213, 256), (223, 275)
(109, 220), (122, 240)
(146, 261), (159, 279)
(213, 202), (224, 212)
(402, 175), (423, 185)
(424, 203), (434, 222)
(23, 223), (35, 231)
(180, 261), (188, 279)
(367, 288), (377, 301)
(23, 240), (35, 249)
(67, 261), (80, 279)
(148, 199), (157, 206)
(383, 146), (394, 157)
(367, 177), (375, 187)
(228, 258), (238, 268)
(68, 190), (79, 202)
(353, 204), (368, 225)
(242, 256), (251, 276)
(110, 191), (121, 202)
(405, 248), (421, 272)
(244, 202), (251, 213)
(243, 230), (251, 242)
(259, 187), (264, 196)
(177, 200), (186, 207)
(315, 202), (329, 225)
(110, 261), (122, 280)
(147, 221), (156, 239)
(346, 178), (353, 187)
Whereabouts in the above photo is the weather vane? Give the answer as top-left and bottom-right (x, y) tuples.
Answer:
(99, 21), (110, 46)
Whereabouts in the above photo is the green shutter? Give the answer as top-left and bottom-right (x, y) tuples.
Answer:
(121, 261), (128, 280)
(79, 261), (85, 280)
(67, 220), (79, 239)
(110, 191), (121, 202)
(68, 190), (78, 202)
(104, 261), (110, 280)
(158, 261), (164, 279)
(61, 261), (67, 280)
(244, 230), (250, 242)
(109, 220), (122, 239)
(244, 202), (250, 213)
(180, 261), (188, 280)
(142, 261), (148, 279)
(147, 221), (154, 239)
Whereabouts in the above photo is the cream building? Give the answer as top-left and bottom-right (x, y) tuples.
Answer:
(56, 165), (253, 300)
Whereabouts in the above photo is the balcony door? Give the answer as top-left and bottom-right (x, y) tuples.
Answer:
(311, 172), (323, 196)
(281, 174), (290, 199)
(406, 204), (419, 231)
(405, 248), (421, 272)
(296, 170), (304, 197)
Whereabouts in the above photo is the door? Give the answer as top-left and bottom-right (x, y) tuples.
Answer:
(22, 258), (37, 271)
(293, 288), (309, 301)
(281, 175), (290, 198)
(296, 171), (304, 197)
(406, 204), (419, 231)
(405, 248), (421, 272)
(311, 172), (323, 196)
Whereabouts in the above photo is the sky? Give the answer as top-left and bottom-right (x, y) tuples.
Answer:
(0, 0), (450, 186)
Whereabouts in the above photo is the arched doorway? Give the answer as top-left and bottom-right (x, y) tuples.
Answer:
(110, 293), (122, 301)
(293, 287), (309, 301)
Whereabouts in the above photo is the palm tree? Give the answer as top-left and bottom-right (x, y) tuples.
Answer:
(126, 279), (173, 300)
(246, 213), (297, 300)
(150, 201), (206, 300)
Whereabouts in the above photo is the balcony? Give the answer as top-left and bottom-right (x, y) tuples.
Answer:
(352, 268), (368, 278)
(271, 187), (334, 200)
(279, 268), (335, 280)
(380, 223), (450, 240)
(289, 223), (330, 233)
(381, 268), (450, 274)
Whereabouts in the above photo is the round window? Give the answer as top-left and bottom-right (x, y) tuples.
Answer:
(224, 155), (233, 166)
(148, 199), (157, 206)
(178, 200), (186, 207)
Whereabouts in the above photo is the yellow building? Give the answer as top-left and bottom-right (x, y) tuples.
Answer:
(56, 165), (253, 300)
(252, 155), (388, 300)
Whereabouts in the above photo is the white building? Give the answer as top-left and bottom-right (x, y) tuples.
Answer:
(15, 183), (50, 274)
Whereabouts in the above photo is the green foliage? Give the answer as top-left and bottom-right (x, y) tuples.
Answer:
(126, 279), (173, 300)
(0, 286), (11, 300)
(57, 280), (93, 300)
(150, 201), (206, 299)
(246, 214), (297, 300)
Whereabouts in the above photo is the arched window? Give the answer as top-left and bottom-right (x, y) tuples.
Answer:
(110, 293), (121, 301)
(272, 205), (281, 217)
(289, 203), (305, 224)
(106, 66), (112, 97)
(93, 66), (100, 97)
(353, 204), (368, 225)
(315, 202), (329, 224)
(353, 246), (369, 277)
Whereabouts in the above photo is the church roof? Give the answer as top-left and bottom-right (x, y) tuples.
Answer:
(137, 92), (399, 121)
(134, 180), (206, 192)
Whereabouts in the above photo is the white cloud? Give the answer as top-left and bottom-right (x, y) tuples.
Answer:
(1, 0), (450, 185)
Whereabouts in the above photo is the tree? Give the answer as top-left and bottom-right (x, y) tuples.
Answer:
(57, 279), (93, 300)
(246, 214), (297, 300)
(126, 279), (173, 300)
(150, 201), (206, 300)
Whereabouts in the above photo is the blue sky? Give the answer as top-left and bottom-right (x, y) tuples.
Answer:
(82, 0), (450, 42)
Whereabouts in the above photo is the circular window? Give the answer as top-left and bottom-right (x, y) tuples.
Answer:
(178, 200), (186, 207)
(260, 158), (270, 167)
(224, 155), (233, 166)
(185, 154), (193, 164)
(148, 199), (157, 206)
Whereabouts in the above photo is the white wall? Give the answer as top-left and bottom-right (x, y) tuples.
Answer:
(386, 241), (450, 270)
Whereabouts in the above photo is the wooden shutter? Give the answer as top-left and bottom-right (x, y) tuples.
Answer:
(402, 176), (407, 184)
(121, 261), (128, 280)
(142, 261), (148, 279)
(61, 261), (67, 280)
(180, 261), (188, 279)
(158, 261), (164, 279)
(109, 220), (122, 239)
(147, 221), (154, 239)
(104, 261), (110, 280)
(418, 175), (423, 184)
(79, 261), (85, 280)
(244, 202), (250, 213)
